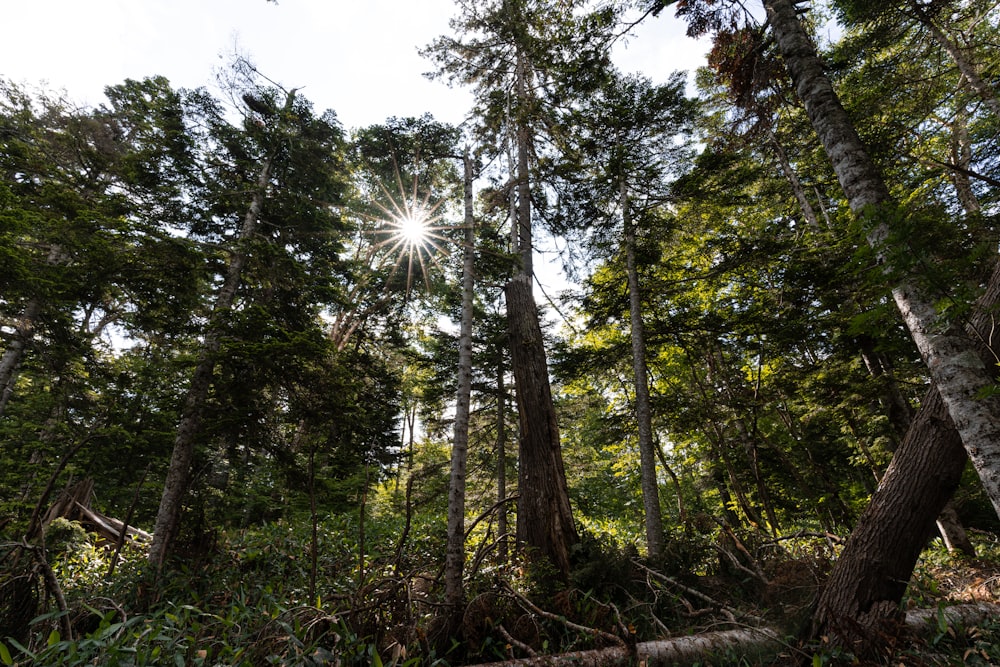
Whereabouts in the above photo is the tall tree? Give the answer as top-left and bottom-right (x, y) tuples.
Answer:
(552, 71), (695, 557)
(424, 0), (618, 576)
(149, 68), (349, 568)
(445, 149), (477, 621)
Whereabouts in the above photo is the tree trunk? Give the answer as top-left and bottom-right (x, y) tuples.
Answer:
(765, 0), (1000, 519)
(466, 604), (1000, 667)
(767, 129), (821, 230)
(762, 0), (1000, 649)
(506, 275), (578, 577)
(497, 364), (509, 564)
(622, 185), (664, 560)
(856, 335), (975, 556)
(811, 386), (967, 656)
(911, 2), (1000, 119)
(504, 49), (577, 577)
(445, 152), (476, 616)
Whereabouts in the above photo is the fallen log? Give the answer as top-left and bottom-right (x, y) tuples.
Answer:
(41, 479), (151, 546)
(466, 603), (1000, 667)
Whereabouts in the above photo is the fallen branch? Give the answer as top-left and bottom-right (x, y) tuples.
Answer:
(503, 583), (625, 648)
(469, 625), (782, 667)
(632, 559), (766, 625)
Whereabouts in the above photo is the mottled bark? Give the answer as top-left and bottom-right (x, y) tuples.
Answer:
(496, 365), (509, 563)
(445, 152), (476, 613)
(762, 0), (1000, 649)
(766, 0), (1000, 520)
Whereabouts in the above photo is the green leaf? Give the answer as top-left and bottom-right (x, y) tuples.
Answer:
(0, 642), (12, 666)
(4, 638), (34, 660)
(47, 629), (61, 647)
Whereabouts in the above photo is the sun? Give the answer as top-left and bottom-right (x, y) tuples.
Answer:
(396, 210), (430, 248)
(366, 187), (450, 298)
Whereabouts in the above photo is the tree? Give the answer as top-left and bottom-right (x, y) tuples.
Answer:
(149, 67), (349, 568)
(445, 149), (477, 619)
(553, 71), (695, 557)
(424, 0), (619, 576)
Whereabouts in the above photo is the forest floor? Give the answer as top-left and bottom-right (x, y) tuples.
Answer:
(3, 519), (1000, 666)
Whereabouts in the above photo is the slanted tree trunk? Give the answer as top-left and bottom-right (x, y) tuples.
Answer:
(445, 151), (476, 617)
(856, 335), (975, 556)
(811, 386), (967, 656)
(762, 0), (1000, 649)
(622, 185), (664, 560)
(910, 1), (1000, 119)
(813, 256), (1000, 648)
(765, 0), (1000, 518)
(149, 92), (295, 569)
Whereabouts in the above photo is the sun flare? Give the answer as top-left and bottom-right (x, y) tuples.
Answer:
(396, 211), (430, 248)
(366, 188), (450, 298)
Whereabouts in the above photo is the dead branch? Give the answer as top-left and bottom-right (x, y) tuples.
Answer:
(503, 583), (625, 648)
(632, 559), (767, 625)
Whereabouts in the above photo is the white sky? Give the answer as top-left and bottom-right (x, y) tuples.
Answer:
(1, 0), (708, 131)
(2, 1), (708, 298)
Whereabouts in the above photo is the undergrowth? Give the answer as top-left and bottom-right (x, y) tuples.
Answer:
(1, 518), (998, 666)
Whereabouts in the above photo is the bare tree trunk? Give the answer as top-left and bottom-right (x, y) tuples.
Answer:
(768, 129), (821, 230)
(622, 185), (664, 559)
(765, 0), (1000, 519)
(506, 275), (578, 577)
(948, 105), (982, 215)
(446, 151), (476, 616)
(149, 92), (294, 568)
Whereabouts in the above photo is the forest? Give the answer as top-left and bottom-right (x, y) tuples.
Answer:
(2, 0), (1000, 664)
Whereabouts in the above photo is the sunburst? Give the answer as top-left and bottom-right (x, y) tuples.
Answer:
(367, 164), (452, 297)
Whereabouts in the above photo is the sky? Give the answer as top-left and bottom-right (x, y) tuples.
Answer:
(2, 1), (709, 299)
(1, 0), (709, 131)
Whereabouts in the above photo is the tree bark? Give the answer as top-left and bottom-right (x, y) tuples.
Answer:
(623, 185), (664, 559)
(765, 0), (1000, 520)
(761, 0), (1000, 649)
(445, 152), (476, 616)
(497, 364), (509, 564)
(506, 275), (578, 577)
(504, 45), (578, 577)
(811, 386), (967, 655)
(856, 335), (975, 556)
